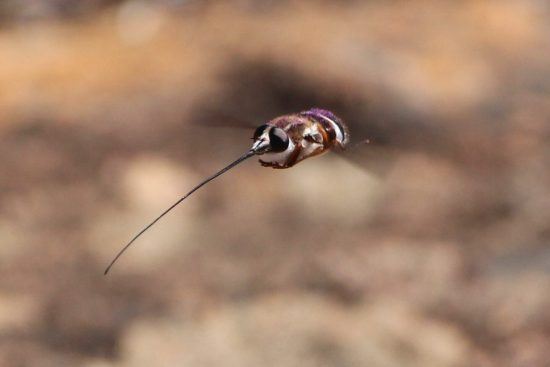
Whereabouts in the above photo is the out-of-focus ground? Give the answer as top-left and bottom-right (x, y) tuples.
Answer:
(1, 1), (549, 366)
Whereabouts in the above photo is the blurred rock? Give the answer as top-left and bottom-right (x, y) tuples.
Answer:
(120, 293), (470, 367)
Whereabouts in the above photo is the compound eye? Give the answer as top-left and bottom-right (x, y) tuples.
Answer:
(253, 124), (268, 140)
(269, 127), (289, 152)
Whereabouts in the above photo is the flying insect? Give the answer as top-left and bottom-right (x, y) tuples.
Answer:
(104, 108), (349, 274)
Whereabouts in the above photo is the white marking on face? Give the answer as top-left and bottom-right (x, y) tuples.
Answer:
(251, 138), (268, 152)
(258, 134), (295, 165)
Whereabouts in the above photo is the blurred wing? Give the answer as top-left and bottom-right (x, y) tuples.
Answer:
(190, 109), (259, 130)
(334, 137), (400, 177)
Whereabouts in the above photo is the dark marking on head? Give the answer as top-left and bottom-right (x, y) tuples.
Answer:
(253, 124), (268, 140)
(268, 127), (289, 152)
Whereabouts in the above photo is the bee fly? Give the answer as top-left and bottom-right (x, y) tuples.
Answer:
(104, 108), (350, 274)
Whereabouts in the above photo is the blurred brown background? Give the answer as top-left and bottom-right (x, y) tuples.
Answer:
(1, 1), (550, 366)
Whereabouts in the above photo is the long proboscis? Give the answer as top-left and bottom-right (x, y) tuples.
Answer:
(104, 149), (256, 275)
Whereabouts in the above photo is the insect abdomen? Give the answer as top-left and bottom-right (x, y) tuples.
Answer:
(300, 108), (348, 148)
